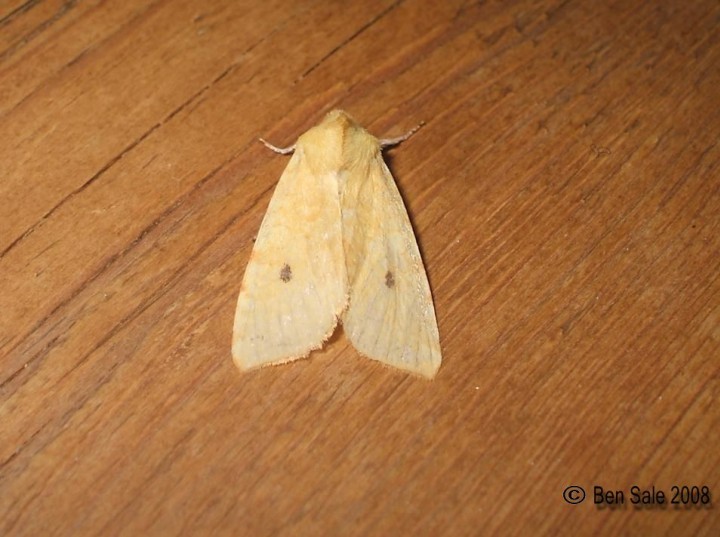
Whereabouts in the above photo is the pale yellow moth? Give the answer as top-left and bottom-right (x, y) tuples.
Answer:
(232, 110), (441, 378)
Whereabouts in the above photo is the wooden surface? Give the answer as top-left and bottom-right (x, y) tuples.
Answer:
(1, 0), (718, 535)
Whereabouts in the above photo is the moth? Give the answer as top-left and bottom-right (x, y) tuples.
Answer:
(232, 110), (441, 378)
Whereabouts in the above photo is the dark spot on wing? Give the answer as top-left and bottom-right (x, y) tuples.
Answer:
(385, 270), (395, 288)
(280, 264), (292, 282)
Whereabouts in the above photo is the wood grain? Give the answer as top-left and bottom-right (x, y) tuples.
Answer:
(1, 0), (718, 535)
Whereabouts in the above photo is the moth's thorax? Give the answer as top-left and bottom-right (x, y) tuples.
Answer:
(296, 110), (380, 174)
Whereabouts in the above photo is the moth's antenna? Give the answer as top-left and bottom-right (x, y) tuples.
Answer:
(259, 138), (295, 154)
(379, 121), (425, 149)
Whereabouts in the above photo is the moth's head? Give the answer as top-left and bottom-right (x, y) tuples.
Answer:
(322, 109), (357, 128)
(297, 110), (378, 170)
(316, 110), (377, 150)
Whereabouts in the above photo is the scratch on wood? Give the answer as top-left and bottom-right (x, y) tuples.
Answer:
(0, 156), (239, 367)
(0, 179), (274, 475)
(0, 1), (79, 64)
(2, 156), (272, 393)
(0, 29), (271, 260)
(0, 125), (160, 259)
(0, 1), (163, 121)
(545, 0), (572, 20)
(0, 427), (40, 472)
(658, 142), (717, 209)
(298, 0), (405, 81)
(0, 0), (41, 27)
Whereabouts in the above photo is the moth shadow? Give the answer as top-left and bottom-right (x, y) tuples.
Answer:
(313, 322), (348, 358)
